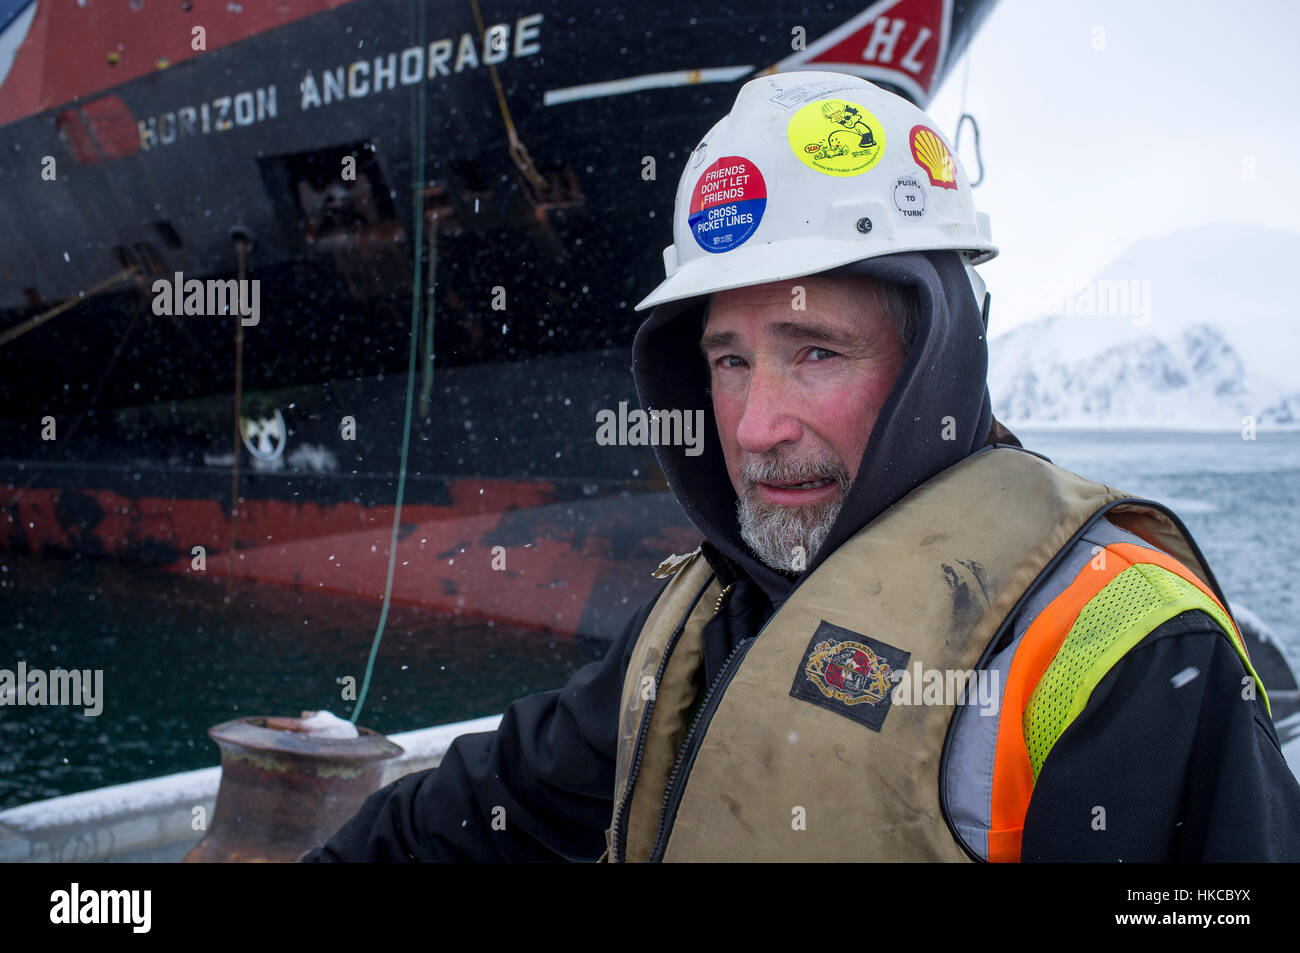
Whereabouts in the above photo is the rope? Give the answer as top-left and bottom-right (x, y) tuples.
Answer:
(0, 267), (138, 347)
(419, 212), (437, 419)
(351, 0), (429, 726)
(227, 237), (249, 595)
(958, 42), (971, 121)
(955, 114), (985, 187)
(468, 0), (547, 194)
(953, 46), (985, 187)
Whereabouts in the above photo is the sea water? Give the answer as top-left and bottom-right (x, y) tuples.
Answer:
(0, 563), (606, 810)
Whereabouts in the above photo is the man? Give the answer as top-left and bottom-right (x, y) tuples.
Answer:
(303, 72), (1300, 862)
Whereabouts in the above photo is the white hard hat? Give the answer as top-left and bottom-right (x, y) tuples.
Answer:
(635, 71), (997, 312)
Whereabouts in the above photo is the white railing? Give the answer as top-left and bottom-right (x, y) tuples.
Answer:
(0, 714), (502, 863)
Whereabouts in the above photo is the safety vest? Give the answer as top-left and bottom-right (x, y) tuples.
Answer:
(604, 447), (1267, 862)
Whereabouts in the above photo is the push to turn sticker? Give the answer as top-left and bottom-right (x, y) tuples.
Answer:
(893, 176), (926, 218)
(787, 98), (886, 177)
(689, 156), (767, 254)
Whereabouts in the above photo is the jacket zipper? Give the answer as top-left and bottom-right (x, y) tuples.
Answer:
(611, 573), (715, 863)
(647, 634), (757, 862)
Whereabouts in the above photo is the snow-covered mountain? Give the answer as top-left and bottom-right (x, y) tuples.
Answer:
(988, 223), (1300, 430)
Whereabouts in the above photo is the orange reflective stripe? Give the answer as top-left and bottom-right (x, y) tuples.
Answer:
(986, 538), (1240, 863)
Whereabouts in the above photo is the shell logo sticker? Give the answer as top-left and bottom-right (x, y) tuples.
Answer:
(688, 155), (767, 254)
(787, 98), (886, 177)
(909, 125), (957, 190)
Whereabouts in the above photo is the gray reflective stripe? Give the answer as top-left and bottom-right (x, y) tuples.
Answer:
(944, 517), (1158, 859)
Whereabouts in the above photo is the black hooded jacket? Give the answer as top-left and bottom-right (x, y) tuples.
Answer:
(303, 251), (1300, 862)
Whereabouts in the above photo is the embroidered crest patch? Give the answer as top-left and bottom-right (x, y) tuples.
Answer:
(790, 621), (910, 732)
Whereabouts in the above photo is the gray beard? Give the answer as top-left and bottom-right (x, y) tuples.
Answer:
(737, 493), (844, 574)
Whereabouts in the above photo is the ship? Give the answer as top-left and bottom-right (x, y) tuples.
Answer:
(0, 0), (999, 640)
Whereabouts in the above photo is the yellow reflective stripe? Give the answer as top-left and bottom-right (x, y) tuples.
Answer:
(1024, 563), (1269, 780)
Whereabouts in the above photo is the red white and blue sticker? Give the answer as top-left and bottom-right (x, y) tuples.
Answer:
(689, 155), (766, 254)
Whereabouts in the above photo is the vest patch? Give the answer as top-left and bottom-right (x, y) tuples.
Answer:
(790, 621), (910, 732)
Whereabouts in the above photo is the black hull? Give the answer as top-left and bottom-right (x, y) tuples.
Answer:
(0, 0), (995, 636)
(1, 0), (994, 418)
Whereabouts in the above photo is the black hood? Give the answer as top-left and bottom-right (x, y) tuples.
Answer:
(631, 250), (1000, 608)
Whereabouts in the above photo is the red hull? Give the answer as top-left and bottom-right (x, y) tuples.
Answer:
(6, 480), (699, 638)
(1, 0), (357, 128)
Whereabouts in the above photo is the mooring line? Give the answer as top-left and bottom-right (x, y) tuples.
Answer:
(0, 266), (138, 348)
(352, 0), (429, 726)
(227, 236), (250, 595)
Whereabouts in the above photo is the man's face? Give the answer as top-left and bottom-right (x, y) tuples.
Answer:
(700, 276), (905, 571)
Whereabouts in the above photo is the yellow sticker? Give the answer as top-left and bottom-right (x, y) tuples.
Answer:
(787, 98), (886, 177)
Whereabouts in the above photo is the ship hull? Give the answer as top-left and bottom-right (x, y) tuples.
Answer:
(0, 0), (994, 637)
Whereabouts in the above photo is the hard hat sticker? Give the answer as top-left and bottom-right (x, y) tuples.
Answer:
(909, 125), (957, 190)
(769, 80), (862, 110)
(691, 139), (709, 168)
(689, 156), (767, 254)
(787, 98), (886, 177)
(892, 176), (926, 218)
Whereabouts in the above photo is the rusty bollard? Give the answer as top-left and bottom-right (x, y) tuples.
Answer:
(184, 711), (403, 863)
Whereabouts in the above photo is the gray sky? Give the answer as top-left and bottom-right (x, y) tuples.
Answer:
(926, 0), (1300, 334)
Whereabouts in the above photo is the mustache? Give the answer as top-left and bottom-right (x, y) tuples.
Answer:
(739, 455), (851, 494)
